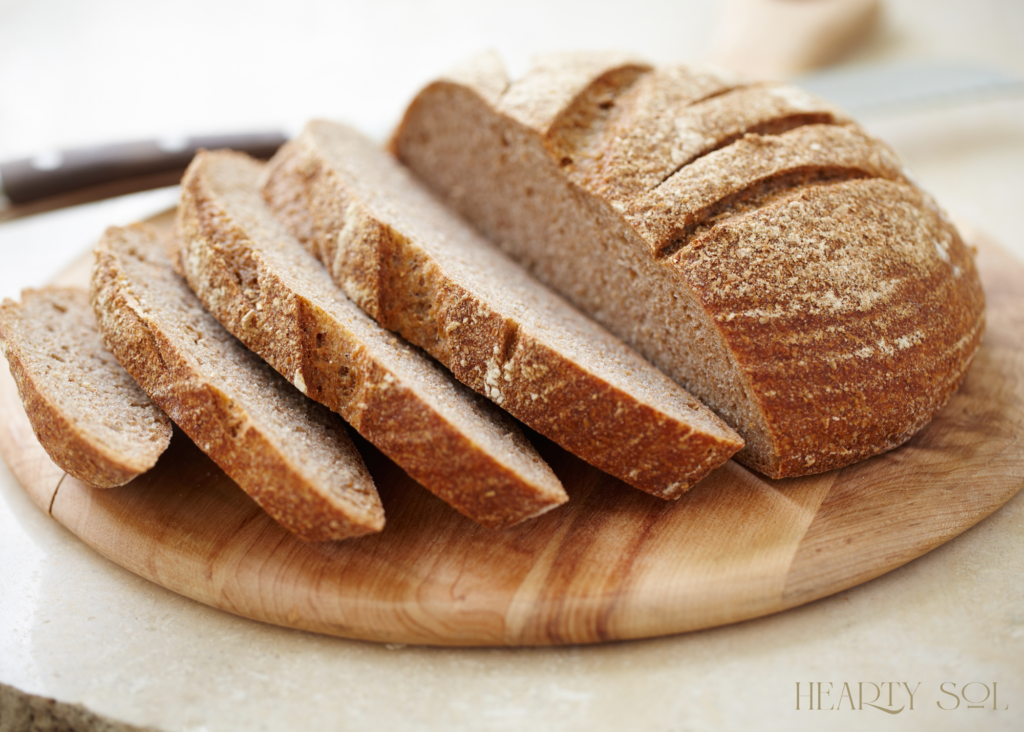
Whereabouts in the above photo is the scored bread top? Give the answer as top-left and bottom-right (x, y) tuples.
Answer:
(669, 177), (985, 473)
(498, 51), (652, 140)
(262, 120), (744, 499)
(566, 77), (850, 202)
(91, 224), (384, 542)
(391, 51), (986, 478)
(177, 150), (566, 528)
(625, 124), (906, 256)
(0, 287), (171, 488)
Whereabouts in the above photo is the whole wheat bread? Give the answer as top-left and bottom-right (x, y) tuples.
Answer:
(91, 224), (384, 542)
(391, 51), (986, 478)
(177, 150), (566, 528)
(0, 287), (171, 488)
(262, 120), (743, 499)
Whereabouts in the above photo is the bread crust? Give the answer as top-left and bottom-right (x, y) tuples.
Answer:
(178, 151), (566, 528)
(671, 178), (985, 475)
(391, 53), (987, 478)
(626, 124), (907, 256)
(570, 79), (850, 202)
(263, 122), (744, 499)
(91, 224), (385, 542)
(0, 288), (171, 488)
(498, 51), (651, 135)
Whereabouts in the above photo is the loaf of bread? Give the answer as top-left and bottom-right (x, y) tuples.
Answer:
(262, 120), (743, 500)
(91, 224), (384, 541)
(177, 150), (567, 527)
(392, 51), (986, 478)
(0, 287), (172, 488)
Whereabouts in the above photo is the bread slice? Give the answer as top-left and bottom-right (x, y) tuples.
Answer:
(91, 224), (384, 542)
(391, 52), (987, 478)
(177, 150), (565, 528)
(0, 287), (171, 488)
(262, 120), (743, 499)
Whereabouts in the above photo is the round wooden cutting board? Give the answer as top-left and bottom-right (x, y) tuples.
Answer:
(1, 212), (1022, 647)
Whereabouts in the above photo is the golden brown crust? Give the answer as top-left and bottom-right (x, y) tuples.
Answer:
(264, 121), (744, 499)
(0, 288), (171, 488)
(497, 52), (651, 136)
(541, 64), (650, 161)
(181, 151), (567, 528)
(580, 81), (850, 204)
(392, 53), (987, 479)
(672, 178), (985, 475)
(91, 224), (385, 542)
(625, 124), (906, 256)
(558, 64), (743, 194)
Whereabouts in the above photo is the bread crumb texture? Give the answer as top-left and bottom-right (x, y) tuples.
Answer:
(0, 287), (171, 487)
(91, 224), (385, 541)
(264, 120), (744, 500)
(180, 151), (567, 528)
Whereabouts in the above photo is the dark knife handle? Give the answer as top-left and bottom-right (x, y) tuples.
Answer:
(0, 131), (288, 205)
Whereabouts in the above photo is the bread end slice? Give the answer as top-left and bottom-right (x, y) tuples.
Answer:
(0, 287), (172, 488)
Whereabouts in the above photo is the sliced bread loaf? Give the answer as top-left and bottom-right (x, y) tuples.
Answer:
(91, 224), (384, 542)
(177, 150), (566, 528)
(391, 52), (986, 478)
(262, 120), (743, 499)
(0, 287), (171, 488)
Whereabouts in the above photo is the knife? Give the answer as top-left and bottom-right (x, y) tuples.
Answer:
(0, 131), (287, 207)
(794, 61), (1024, 116)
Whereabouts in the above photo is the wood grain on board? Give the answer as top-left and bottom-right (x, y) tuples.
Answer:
(0, 213), (1021, 646)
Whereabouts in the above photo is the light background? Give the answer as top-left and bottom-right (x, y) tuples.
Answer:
(0, 0), (1023, 159)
